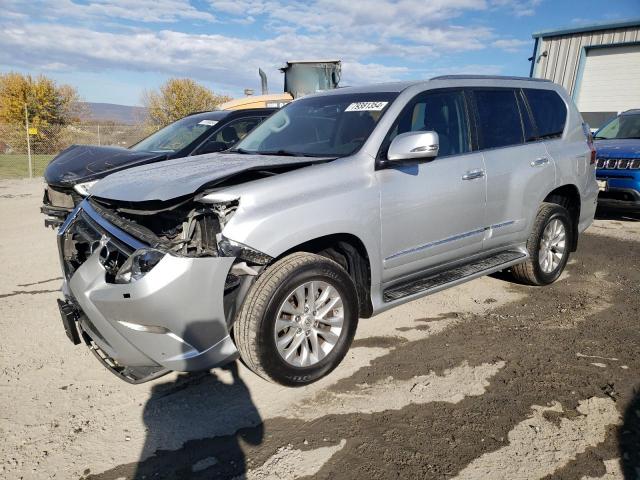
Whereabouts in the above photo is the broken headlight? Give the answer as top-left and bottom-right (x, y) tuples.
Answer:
(218, 237), (272, 265)
(73, 180), (98, 197)
(114, 248), (165, 284)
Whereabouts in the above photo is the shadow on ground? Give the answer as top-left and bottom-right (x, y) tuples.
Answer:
(85, 361), (263, 479)
(595, 207), (640, 222)
(620, 389), (640, 479)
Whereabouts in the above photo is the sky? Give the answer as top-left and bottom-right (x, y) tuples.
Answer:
(1, 0), (639, 106)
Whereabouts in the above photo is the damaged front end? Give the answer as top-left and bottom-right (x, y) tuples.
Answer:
(57, 194), (271, 383)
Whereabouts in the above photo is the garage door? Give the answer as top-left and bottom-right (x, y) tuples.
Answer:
(576, 44), (640, 113)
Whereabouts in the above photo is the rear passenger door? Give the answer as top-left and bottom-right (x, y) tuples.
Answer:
(471, 88), (555, 251)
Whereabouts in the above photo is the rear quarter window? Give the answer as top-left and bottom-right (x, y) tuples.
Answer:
(523, 89), (567, 139)
(473, 89), (524, 149)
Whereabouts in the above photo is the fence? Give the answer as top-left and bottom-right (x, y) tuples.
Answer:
(0, 123), (157, 178)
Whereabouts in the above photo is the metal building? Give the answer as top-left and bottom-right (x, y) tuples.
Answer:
(530, 18), (640, 128)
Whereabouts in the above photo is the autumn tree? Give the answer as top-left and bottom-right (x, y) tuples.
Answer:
(0, 72), (82, 127)
(0, 72), (84, 154)
(142, 78), (231, 127)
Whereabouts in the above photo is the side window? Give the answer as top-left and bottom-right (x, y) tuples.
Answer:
(523, 89), (567, 139)
(473, 89), (524, 149)
(213, 117), (262, 146)
(386, 90), (471, 157)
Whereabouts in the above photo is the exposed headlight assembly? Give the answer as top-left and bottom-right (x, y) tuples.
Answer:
(218, 237), (272, 265)
(115, 248), (166, 284)
(73, 180), (98, 197)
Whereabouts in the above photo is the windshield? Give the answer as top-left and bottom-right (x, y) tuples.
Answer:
(232, 92), (398, 157)
(130, 115), (220, 153)
(595, 113), (640, 140)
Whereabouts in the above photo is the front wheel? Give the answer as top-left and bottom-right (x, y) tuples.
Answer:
(233, 252), (359, 386)
(510, 203), (572, 286)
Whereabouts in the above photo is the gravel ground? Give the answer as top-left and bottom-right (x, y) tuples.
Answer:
(0, 178), (638, 480)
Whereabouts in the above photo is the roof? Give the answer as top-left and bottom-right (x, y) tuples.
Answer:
(217, 93), (293, 110)
(320, 81), (418, 94)
(315, 75), (555, 96)
(184, 110), (231, 120)
(430, 74), (550, 82)
(532, 18), (640, 39)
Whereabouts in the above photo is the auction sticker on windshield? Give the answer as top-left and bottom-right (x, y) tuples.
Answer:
(198, 120), (219, 126)
(345, 102), (388, 112)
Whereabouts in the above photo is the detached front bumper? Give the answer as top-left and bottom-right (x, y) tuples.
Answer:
(58, 201), (239, 383)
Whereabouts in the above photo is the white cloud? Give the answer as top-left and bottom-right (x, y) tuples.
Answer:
(1, 0), (216, 23)
(0, 0), (541, 97)
(489, 0), (542, 17)
(492, 38), (531, 52)
(0, 23), (413, 93)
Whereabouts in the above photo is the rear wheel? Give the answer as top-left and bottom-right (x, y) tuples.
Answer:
(234, 252), (359, 386)
(511, 203), (572, 286)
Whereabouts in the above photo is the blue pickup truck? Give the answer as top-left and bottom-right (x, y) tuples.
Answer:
(594, 109), (640, 212)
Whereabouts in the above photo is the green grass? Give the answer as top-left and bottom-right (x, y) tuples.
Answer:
(0, 154), (54, 178)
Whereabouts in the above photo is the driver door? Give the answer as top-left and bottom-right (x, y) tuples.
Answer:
(377, 89), (487, 283)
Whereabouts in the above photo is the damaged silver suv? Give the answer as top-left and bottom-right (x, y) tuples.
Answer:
(56, 76), (598, 385)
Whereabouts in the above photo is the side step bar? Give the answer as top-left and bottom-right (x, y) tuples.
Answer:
(383, 250), (527, 302)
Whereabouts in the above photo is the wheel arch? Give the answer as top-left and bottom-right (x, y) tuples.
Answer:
(274, 233), (374, 318)
(543, 184), (581, 251)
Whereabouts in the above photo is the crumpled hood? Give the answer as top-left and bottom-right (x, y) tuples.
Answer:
(44, 145), (168, 186)
(90, 152), (328, 202)
(594, 139), (640, 159)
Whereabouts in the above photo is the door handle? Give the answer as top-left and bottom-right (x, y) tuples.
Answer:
(531, 157), (549, 167)
(462, 169), (485, 180)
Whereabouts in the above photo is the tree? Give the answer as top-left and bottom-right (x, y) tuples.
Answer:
(0, 72), (84, 154)
(0, 72), (82, 127)
(142, 78), (231, 127)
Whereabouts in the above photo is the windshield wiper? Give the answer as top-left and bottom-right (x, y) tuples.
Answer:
(228, 148), (330, 158)
(257, 150), (302, 156)
(227, 147), (252, 154)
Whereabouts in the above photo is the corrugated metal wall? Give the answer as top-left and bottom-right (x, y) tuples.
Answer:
(533, 26), (640, 95)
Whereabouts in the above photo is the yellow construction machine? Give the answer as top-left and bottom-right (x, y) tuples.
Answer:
(218, 60), (341, 110)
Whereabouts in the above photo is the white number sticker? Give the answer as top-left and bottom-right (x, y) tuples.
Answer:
(345, 101), (388, 112)
(198, 120), (219, 126)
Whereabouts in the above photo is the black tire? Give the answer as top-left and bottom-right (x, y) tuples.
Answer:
(233, 252), (359, 386)
(510, 202), (573, 286)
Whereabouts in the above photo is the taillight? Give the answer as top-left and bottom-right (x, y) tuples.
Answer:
(583, 123), (596, 165)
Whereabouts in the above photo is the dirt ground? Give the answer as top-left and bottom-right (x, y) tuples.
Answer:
(1, 178), (639, 480)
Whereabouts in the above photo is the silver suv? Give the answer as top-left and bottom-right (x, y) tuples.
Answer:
(56, 76), (598, 386)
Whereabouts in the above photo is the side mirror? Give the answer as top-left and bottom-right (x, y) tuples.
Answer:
(387, 131), (439, 162)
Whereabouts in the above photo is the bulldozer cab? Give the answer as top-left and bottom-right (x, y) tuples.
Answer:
(282, 60), (341, 99)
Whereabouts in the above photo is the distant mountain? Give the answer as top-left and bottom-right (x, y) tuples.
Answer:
(80, 102), (147, 125)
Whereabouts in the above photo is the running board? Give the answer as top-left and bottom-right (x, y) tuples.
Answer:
(383, 251), (527, 302)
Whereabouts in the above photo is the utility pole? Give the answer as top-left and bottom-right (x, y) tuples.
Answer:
(24, 103), (32, 179)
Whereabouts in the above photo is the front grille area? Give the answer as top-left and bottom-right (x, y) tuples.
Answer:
(596, 157), (640, 170)
(60, 210), (134, 282)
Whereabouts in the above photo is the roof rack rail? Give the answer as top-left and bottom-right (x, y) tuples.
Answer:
(430, 74), (552, 82)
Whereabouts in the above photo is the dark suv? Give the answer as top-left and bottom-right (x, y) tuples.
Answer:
(42, 108), (275, 227)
